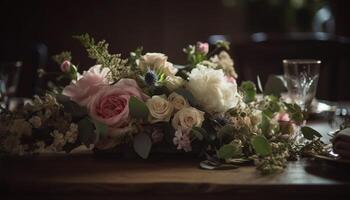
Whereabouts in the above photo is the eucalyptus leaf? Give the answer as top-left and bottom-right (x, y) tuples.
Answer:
(129, 96), (149, 119)
(93, 120), (108, 138)
(259, 114), (270, 135)
(301, 126), (322, 140)
(191, 127), (205, 141)
(55, 94), (87, 119)
(264, 75), (287, 97)
(133, 133), (152, 159)
(174, 88), (197, 106)
(251, 135), (272, 157)
(78, 118), (97, 147)
(240, 81), (256, 103)
(217, 144), (237, 159)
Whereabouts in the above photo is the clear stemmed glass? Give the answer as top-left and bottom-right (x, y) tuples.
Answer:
(0, 61), (22, 110)
(283, 59), (320, 113)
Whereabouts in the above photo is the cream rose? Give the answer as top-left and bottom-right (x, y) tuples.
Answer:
(146, 95), (174, 124)
(164, 75), (185, 91)
(139, 53), (178, 76)
(187, 65), (239, 113)
(172, 107), (205, 130)
(168, 92), (189, 111)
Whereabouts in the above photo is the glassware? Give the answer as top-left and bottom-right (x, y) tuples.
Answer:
(283, 59), (320, 112)
(0, 61), (22, 109)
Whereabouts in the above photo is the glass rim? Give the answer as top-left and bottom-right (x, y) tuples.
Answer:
(283, 59), (321, 64)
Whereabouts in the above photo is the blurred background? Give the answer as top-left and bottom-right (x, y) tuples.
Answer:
(0, 0), (349, 101)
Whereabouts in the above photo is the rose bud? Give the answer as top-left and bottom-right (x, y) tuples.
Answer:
(195, 42), (209, 55)
(60, 60), (71, 72)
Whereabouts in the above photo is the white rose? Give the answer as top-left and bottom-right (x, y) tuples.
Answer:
(146, 95), (174, 124)
(187, 65), (239, 113)
(164, 75), (185, 91)
(168, 92), (189, 111)
(139, 53), (178, 76)
(210, 51), (238, 78)
(172, 107), (205, 130)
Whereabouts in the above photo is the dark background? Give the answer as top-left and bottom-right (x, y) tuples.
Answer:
(0, 0), (349, 100)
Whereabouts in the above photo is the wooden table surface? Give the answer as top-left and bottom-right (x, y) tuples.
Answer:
(1, 120), (350, 200)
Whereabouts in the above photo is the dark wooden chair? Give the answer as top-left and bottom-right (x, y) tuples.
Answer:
(230, 32), (350, 101)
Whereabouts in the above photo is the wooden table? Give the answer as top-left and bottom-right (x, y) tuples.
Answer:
(1, 120), (350, 200)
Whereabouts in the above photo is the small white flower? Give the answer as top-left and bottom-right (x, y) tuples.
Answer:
(10, 119), (32, 136)
(187, 65), (239, 113)
(173, 128), (192, 152)
(146, 95), (174, 124)
(29, 116), (42, 128)
(210, 51), (238, 78)
(168, 92), (189, 111)
(172, 107), (204, 130)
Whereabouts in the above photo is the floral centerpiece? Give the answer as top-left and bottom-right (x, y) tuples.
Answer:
(0, 34), (329, 174)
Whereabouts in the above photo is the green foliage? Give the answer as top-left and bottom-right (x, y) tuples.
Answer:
(133, 133), (152, 159)
(128, 96), (149, 119)
(183, 45), (206, 67)
(215, 40), (230, 50)
(301, 126), (322, 140)
(191, 127), (206, 141)
(78, 117), (97, 147)
(264, 75), (287, 97)
(217, 144), (239, 159)
(52, 51), (72, 65)
(128, 46), (143, 70)
(259, 114), (270, 135)
(284, 102), (304, 124)
(174, 88), (197, 106)
(251, 135), (272, 157)
(240, 81), (256, 103)
(73, 33), (130, 81)
(93, 120), (108, 138)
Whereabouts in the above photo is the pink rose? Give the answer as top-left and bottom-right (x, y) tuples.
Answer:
(196, 42), (209, 55)
(62, 65), (110, 106)
(60, 60), (71, 72)
(87, 79), (148, 127)
(274, 112), (290, 122)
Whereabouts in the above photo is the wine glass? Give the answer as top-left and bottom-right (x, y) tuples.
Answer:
(283, 59), (320, 112)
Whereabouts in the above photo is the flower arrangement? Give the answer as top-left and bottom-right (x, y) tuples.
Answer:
(0, 34), (329, 174)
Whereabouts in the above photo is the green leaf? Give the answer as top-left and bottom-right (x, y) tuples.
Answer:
(251, 135), (272, 157)
(191, 127), (205, 141)
(174, 88), (197, 106)
(259, 114), (270, 135)
(129, 96), (149, 119)
(78, 118), (97, 147)
(301, 126), (322, 140)
(93, 120), (108, 138)
(240, 81), (256, 103)
(55, 94), (87, 119)
(217, 144), (237, 159)
(133, 133), (152, 159)
(264, 75), (287, 97)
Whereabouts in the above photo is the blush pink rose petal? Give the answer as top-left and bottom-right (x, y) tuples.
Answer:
(87, 79), (148, 127)
(62, 65), (109, 106)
